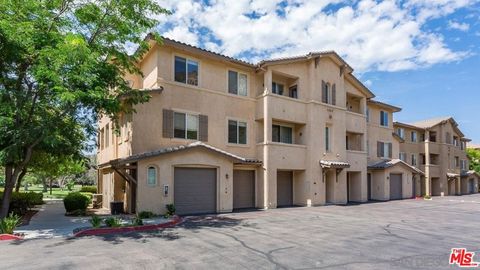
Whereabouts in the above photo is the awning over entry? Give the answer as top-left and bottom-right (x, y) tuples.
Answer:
(368, 159), (424, 175)
(447, 173), (460, 179)
(320, 160), (350, 169)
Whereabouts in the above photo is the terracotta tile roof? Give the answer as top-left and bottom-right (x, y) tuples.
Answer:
(409, 116), (453, 129)
(320, 160), (351, 169)
(461, 170), (480, 178)
(368, 159), (424, 175)
(447, 172), (460, 178)
(100, 141), (261, 167)
(367, 99), (402, 112)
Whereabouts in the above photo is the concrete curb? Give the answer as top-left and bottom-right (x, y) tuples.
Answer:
(0, 234), (24, 241)
(73, 215), (182, 237)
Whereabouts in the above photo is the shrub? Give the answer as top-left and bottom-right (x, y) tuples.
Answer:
(63, 192), (90, 213)
(0, 213), (22, 234)
(132, 216), (143, 226)
(105, 217), (122, 227)
(80, 186), (97, 194)
(0, 192), (44, 215)
(138, 211), (155, 219)
(90, 216), (102, 228)
(166, 204), (175, 217)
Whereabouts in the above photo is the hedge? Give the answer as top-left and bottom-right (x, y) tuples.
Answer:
(0, 192), (44, 215)
(63, 192), (90, 213)
(79, 186), (97, 194)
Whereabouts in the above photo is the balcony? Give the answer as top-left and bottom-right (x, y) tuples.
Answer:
(256, 94), (307, 124)
(346, 93), (364, 114)
(346, 111), (366, 134)
(256, 142), (307, 170)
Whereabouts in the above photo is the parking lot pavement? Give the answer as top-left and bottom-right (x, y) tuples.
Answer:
(1, 194), (480, 270)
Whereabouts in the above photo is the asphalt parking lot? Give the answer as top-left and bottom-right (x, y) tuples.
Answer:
(1, 194), (479, 270)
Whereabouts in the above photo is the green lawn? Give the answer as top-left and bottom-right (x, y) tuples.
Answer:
(0, 185), (92, 200)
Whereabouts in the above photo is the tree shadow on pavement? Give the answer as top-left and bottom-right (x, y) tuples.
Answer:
(179, 215), (244, 232)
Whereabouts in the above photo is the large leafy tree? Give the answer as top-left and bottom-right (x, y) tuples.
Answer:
(0, 0), (169, 218)
(467, 148), (480, 173)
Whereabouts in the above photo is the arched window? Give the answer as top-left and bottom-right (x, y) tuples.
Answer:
(147, 166), (157, 186)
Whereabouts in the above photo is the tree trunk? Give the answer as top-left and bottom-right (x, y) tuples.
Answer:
(49, 179), (53, 195)
(42, 177), (48, 192)
(14, 169), (27, 193)
(1, 165), (17, 219)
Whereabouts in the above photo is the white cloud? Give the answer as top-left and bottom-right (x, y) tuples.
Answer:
(154, 0), (475, 72)
(364, 80), (373, 87)
(448, 20), (470, 31)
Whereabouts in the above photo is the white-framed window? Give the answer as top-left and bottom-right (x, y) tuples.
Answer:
(174, 56), (199, 86)
(455, 156), (459, 168)
(411, 131), (417, 143)
(228, 70), (247, 96)
(147, 166), (157, 186)
(173, 112), (199, 140)
(228, 120), (247, 144)
(272, 124), (292, 144)
(377, 141), (392, 158)
(397, 128), (405, 139)
(399, 152), (407, 162)
(411, 154), (417, 166)
(325, 126), (331, 152)
(461, 160), (468, 170)
(272, 82), (284, 95)
(380, 111), (389, 127)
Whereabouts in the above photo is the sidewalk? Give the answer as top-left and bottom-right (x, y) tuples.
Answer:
(15, 200), (90, 239)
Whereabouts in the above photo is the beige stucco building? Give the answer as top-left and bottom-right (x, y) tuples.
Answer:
(97, 36), (476, 215)
(394, 118), (478, 197)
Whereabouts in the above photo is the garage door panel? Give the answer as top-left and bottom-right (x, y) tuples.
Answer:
(277, 171), (293, 207)
(233, 170), (255, 209)
(390, 173), (402, 200)
(174, 168), (216, 215)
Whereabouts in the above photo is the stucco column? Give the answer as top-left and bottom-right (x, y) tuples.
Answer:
(262, 68), (273, 209)
(424, 130), (431, 196)
(456, 176), (461, 195)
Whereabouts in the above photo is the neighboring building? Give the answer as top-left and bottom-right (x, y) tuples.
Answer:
(97, 36), (474, 215)
(366, 101), (424, 201)
(394, 117), (478, 196)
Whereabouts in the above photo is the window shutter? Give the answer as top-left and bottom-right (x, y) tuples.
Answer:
(162, 109), (173, 138)
(377, 141), (382, 157)
(388, 143), (393, 158)
(321, 80), (326, 103)
(332, 84), (336, 105)
(199, 114), (208, 141)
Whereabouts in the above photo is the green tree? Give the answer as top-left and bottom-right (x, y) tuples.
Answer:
(0, 0), (169, 218)
(467, 148), (480, 173)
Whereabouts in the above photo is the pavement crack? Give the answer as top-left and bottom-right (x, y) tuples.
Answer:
(208, 228), (291, 270)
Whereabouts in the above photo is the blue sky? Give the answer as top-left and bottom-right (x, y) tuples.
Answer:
(154, 0), (480, 143)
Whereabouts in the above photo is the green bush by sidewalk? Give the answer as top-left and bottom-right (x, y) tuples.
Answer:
(0, 192), (44, 215)
(63, 192), (90, 214)
(79, 186), (97, 194)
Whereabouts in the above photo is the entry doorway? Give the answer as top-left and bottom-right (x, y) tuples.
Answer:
(325, 170), (335, 204)
(367, 173), (372, 200)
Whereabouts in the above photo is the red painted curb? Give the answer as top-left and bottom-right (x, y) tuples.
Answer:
(73, 216), (183, 237)
(0, 234), (23, 241)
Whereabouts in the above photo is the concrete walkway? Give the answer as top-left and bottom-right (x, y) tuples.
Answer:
(15, 200), (91, 239)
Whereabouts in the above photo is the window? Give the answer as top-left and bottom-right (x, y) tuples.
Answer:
(411, 131), (417, 143)
(147, 166), (157, 186)
(445, 132), (452, 144)
(325, 126), (331, 152)
(461, 160), (468, 170)
(100, 128), (105, 150)
(174, 56), (198, 86)
(461, 141), (466, 150)
(411, 154), (417, 166)
(380, 111), (389, 127)
(455, 156), (459, 168)
(321, 81), (336, 105)
(105, 124), (110, 147)
(174, 112), (198, 140)
(453, 136), (459, 147)
(399, 152), (406, 162)
(289, 85), (298, 99)
(397, 128), (405, 139)
(366, 108), (370, 122)
(272, 124), (292, 144)
(228, 120), (247, 144)
(228, 70), (247, 96)
(272, 82), (284, 95)
(322, 83), (330, 104)
(377, 141), (392, 158)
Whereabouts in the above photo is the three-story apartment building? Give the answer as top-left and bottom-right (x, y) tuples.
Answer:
(394, 118), (479, 196)
(97, 36), (476, 215)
